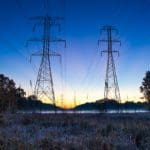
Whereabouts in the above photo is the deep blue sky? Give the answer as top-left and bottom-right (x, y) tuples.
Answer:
(0, 0), (150, 106)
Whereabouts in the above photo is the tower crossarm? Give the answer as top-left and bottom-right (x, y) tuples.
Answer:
(27, 38), (66, 48)
(30, 16), (64, 32)
(101, 26), (118, 33)
(98, 39), (121, 46)
(30, 16), (64, 21)
(30, 51), (62, 63)
(101, 50), (120, 56)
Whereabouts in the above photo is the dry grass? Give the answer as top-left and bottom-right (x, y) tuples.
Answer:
(0, 113), (150, 150)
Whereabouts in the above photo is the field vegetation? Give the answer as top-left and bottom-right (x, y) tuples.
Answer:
(0, 113), (150, 150)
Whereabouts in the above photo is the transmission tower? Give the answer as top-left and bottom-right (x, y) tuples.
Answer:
(28, 15), (66, 106)
(98, 25), (121, 103)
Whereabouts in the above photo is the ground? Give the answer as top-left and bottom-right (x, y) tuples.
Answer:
(0, 113), (150, 150)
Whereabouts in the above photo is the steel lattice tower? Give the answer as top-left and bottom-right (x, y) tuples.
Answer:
(28, 15), (66, 106)
(98, 25), (121, 103)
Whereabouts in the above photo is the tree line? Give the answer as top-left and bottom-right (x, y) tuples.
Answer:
(0, 74), (25, 112)
(0, 71), (150, 113)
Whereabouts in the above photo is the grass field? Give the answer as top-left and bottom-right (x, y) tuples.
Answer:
(0, 113), (150, 150)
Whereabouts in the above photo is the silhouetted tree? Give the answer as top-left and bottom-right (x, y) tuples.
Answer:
(0, 74), (26, 112)
(16, 87), (26, 98)
(28, 95), (37, 100)
(140, 71), (150, 108)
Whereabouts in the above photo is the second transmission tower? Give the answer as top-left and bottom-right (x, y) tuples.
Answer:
(98, 25), (121, 103)
(28, 15), (66, 106)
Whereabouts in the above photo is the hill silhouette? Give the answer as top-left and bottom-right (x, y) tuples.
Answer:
(17, 98), (62, 111)
(74, 99), (148, 111)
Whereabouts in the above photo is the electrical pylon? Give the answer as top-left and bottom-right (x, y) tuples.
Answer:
(28, 15), (66, 106)
(98, 25), (121, 103)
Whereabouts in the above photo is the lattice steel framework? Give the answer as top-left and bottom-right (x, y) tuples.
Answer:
(98, 25), (121, 102)
(28, 15), (66, 106)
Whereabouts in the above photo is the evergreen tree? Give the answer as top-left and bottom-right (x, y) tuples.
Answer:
(140, 71), (150, 107)
(0, 74), (25, 112)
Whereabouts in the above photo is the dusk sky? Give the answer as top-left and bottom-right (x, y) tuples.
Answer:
(0, 0), (150, 107)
